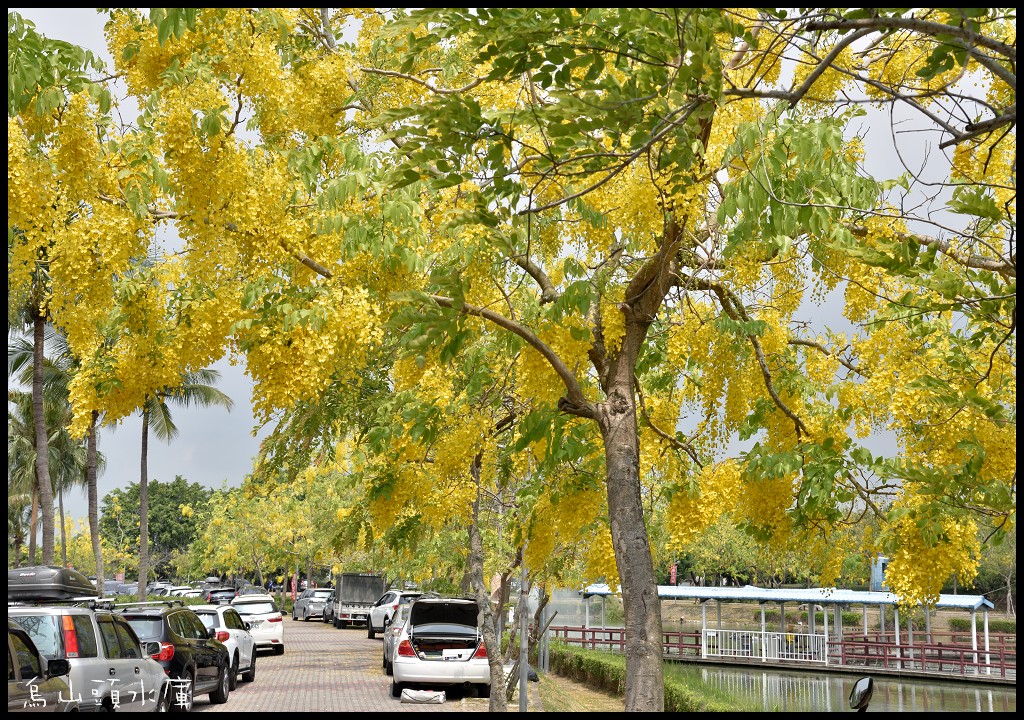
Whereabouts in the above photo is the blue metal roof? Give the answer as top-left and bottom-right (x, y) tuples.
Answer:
(579, 583), (993, 611)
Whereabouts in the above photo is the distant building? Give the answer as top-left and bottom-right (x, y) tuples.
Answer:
(870, 556), (889, 592)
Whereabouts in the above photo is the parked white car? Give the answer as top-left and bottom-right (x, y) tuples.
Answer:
(367, 590), (425, 639)
(231, 595), (285, 655)
(390, 596), (490, 699)
(382, 603), (412, 676)
(192, 604), (258, 690)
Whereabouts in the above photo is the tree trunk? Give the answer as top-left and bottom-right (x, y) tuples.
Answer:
(87, 411), (104, 591)
(139, 407), (150, 600)
(33, 312), (56, 565)
(468, 454), (508, 712)
(58, 488), (67, 566)
(29, 482), (39, 565)
(598, 386), (664, 712)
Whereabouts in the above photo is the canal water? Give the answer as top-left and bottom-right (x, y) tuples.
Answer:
(679, 664), (1016, 712)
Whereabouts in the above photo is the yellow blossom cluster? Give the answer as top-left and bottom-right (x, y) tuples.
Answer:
(516, 317), (591, 406)
(884, 493), (981, 608)
(735, 471), (796, 545)
(666, 459), (742, 551)
(803, 334), (843, 387)
(864, 27), (977, 105)
(789, 44), (858, 105)
(598, 286), (626, 355)
(432, 413), (487, 484)
(524, 481), (607, 579)
(234, 285), (382, 422)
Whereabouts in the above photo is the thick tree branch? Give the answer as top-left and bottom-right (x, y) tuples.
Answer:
(846, 224), (1016, 277)
(428, 294), (595, 418)
(788, 338), (864, 376)
(941, 104), (1017, 148)
(803, 17), (1017, 62)
(786, 28), (875, 107)
(510, 256), (559, 304)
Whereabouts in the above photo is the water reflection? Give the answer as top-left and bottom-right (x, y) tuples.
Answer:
(691, 665), (1016, 712)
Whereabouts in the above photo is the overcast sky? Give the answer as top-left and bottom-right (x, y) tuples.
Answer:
(12, 10), (271, 525)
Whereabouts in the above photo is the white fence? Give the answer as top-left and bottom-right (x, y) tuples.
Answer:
(703, 629), (828, 664)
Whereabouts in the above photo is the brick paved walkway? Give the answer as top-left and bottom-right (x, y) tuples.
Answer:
(195, 616), (541, 712)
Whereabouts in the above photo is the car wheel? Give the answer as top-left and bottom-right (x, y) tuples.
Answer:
(304, 610), (310, 622)
(292, 609), (298, 620)
(210, 662), (230, 704)
(385, 658), (393, 677)
(155, 683), (172, 712)
(339, 620), (348, 629)
(241, 652), (256, 683)
(229, 653), (239, 691)
(273, 644), (285, 656)
(172, 670), (194, 712)
(333, 616), (341, 629)
(476, 683), (491, 699)
(390, 680), (404, 699)
(367, 620), (375, 639)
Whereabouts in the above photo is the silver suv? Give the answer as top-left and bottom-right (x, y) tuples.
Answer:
(8, 602), (171, 711)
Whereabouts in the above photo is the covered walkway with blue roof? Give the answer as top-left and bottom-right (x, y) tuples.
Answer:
(566, 583), (1009, 680)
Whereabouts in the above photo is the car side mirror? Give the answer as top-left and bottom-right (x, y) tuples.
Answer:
(145, 641), (162, 656)
(849, 677), (873, 712)
(245, 622), (252, 631)
(47, 658), (71, 677)
(208, 627), (218, 639)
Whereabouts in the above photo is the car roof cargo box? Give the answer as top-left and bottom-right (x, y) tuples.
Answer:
(8, 565), (98, 601)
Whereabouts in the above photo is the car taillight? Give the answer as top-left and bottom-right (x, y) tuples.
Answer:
(216, 631), (230, 642)
(397, 640), (415, 657)
(152, 642), (175, 661)
(473, 641), (487, 659)
(268, 615), (283, 623)
(61, 615), (80, 658)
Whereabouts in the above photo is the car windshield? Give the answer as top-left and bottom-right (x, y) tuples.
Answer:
(234, 602), (276, 615)
(9, 615), (62, 658)
(123, 618), (163, 640)
(312, 590), (332, 600)
(410, 602), (479, 628)
(194, 612), (217, 629)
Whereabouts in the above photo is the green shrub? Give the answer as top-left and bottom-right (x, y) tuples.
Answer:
(548, 641), (746, 712)
(756, 610), (805, 625)
(872, 606), (926, 629)
(948, 617), (1016, 634)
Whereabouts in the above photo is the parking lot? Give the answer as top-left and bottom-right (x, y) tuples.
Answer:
(194, 617), (510, 712)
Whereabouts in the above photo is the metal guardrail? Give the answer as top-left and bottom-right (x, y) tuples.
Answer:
(548, 625), (1016, 680)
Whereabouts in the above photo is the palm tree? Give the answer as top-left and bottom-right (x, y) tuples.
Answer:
(9, 330), (104, 575)
(7, 387), (88, 568)
(8, 502), (31, 567)
(8, 261), (57, 565)
(138, 369), (233, 600)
